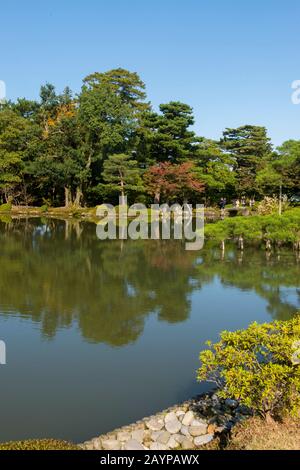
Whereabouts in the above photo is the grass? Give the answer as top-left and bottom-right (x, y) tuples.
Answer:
(202, 416), (300, 451)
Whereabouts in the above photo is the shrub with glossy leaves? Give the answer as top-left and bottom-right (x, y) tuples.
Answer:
(198, 316), (300, 418)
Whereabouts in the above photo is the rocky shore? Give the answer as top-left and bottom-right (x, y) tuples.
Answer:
(81, 392), (252, 451)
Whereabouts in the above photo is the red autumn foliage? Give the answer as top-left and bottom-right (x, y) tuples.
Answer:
(144, 162), (204, 203)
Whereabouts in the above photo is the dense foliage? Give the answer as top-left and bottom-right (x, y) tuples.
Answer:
(205, 208), (300, 250)
(198, 316), (300, 418)
(1, 68), (299, 207)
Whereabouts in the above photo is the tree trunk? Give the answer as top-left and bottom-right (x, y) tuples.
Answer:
(120, 180), (126, 206)
(74, 186), (83, 207)
(266, 239), (272, 251)
(238, 235), (244, 251)
(64, 187), (72, 208)
(154, 190), (160, 205)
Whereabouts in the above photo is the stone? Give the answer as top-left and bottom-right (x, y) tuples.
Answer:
(150, 431), (161, 441)
(207, 424), (217, 434)
(131, 429), (144, 442)
(91, 438), (102, 450)
(167, 436), (180, 449)
(157, 431), (171, 445)
(191, 418), (207, 426)
(176, 410), (185, 419)
(182, 411), (194, 427)
(146, 417), (164, 431)
(117, 431), (131, 442)
(215, 426), (226, 434)
(194, 434), (214, 447)
(150, 442), (168, 450)
(165, 418), (181, 434)
(236, 405), (251, 415)
(165, 411), (177, 423)
(84, 442), (95, 450)
(124, 439), (145, 451)
(189, 422), (208, 437)
(101, 439), (121, 450)
(180, 425), (191, 437)
(173, 434), (185, 444)
(181, 438), (195, 450)
(225, 398), (238, 409)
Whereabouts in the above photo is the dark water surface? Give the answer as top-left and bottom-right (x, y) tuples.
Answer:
(0, 218), (299, 442)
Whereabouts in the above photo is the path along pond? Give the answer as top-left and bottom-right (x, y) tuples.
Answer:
(0, 217), (299, 443)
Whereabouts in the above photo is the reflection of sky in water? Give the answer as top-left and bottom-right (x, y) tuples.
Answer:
(0, 219), (299, 443)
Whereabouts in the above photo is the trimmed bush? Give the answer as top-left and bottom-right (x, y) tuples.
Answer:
(0, 439), (79, 450)
(204, 208), (300, 249)
(198, 316), (300, 419)
(40, 204), (49, 213)
(0, 203), (12, 212)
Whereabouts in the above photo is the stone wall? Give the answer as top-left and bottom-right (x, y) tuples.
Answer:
(81, 393), (252, 451)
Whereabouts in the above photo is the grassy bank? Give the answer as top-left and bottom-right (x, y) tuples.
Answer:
(204, 416), (300, 450)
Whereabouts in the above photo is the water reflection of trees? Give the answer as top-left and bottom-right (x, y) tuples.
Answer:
(0, 219), (299, 345)
(194, 242), (300, 321)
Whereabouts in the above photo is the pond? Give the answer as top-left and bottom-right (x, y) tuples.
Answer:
(0, 218), (299, 443)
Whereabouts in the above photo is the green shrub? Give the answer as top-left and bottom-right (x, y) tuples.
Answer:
(0, 203), (12, 212)
(198, 316), (300, 419)
(0, 439), (79, 450)
(40, 204), (49, 213)
(204, 208), (300, 249)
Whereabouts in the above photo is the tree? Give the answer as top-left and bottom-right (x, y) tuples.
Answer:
(78, 71), (143, 195)
(221, 125), (272, 195)
(27, 87), (87, 207)
(83, 68), (149, 112)
(144, 162), (204, 204)
(276, 140), (300, 193)
(0, 108), (34, 203)
(194, 138), (236, 201)
(141, 102), (200, 163)
(102, 154), (143, 205)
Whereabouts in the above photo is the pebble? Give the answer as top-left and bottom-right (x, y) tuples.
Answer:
(124, 440), (145, 451)
(167, 436), (180, 449)
(189, 422), (208, 437)
(101, 439), (121, 450)
(150, 442), (168, 450)
(117, 431), (131, 442)
(131, 429), (144, 442)
(181, 438), (195, 450)
(165, 418), (181, 434)
(225, 399), (238, 409)
(194, 434), (214, 447)
(157, 431), (171, 445)
(165, 411), (177, 423)
(180, 425), (191, 437)
(146, 417), (164, 431)
(91, 438), (102, 450)
(182, 411), (194, 426)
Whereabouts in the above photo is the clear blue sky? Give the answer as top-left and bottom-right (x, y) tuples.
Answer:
(1, 0), (300, 146)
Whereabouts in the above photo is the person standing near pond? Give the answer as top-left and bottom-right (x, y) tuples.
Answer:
(219, 198), (226, 210)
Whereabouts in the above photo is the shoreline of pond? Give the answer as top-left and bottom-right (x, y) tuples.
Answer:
(80, 391), (252, 451)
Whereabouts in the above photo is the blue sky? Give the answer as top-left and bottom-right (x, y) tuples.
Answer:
(1, 0), (299, 146)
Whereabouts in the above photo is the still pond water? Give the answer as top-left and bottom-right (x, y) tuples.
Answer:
(0, 218), (299, 443)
